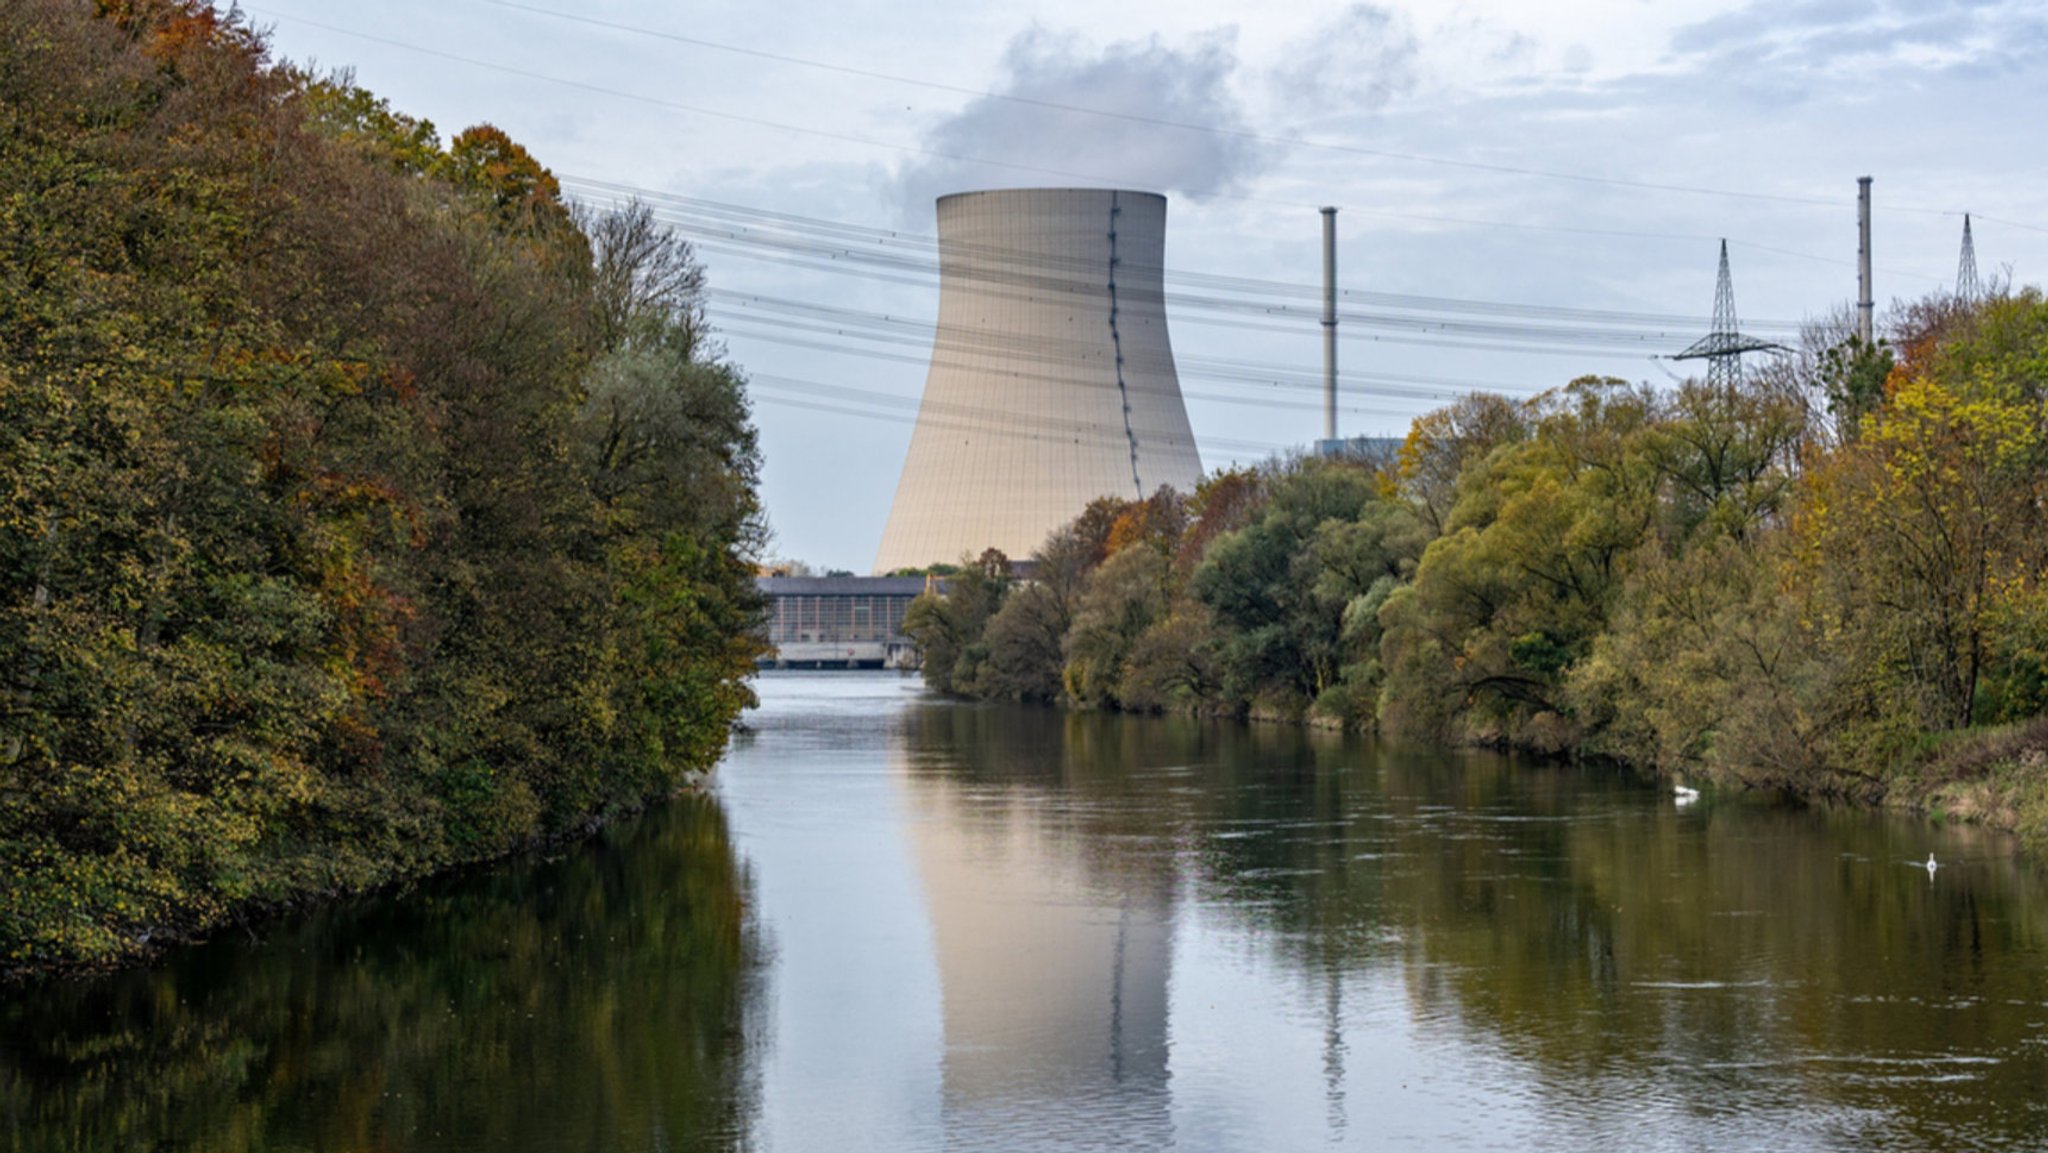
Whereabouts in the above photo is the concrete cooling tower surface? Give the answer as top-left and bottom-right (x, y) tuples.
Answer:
(873, 189), (1204, 574)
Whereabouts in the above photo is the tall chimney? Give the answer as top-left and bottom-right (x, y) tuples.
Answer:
(1857, 176), (1874, 346)
(1321, 206), (1338, 444)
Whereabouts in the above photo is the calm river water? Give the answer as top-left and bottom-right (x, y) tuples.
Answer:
(7, 671), (2048, 1150)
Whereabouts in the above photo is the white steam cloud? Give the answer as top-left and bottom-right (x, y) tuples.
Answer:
(894, 28), (1264, 219)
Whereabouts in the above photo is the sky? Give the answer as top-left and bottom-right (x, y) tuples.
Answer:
(237, 0), (2048, 572)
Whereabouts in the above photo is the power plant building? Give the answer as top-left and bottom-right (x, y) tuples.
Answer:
(873, 189), (1204, 574)
(756, 575), (926, 669)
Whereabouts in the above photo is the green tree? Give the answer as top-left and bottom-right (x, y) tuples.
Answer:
(978, 527), (1096, 703)
(1192, 458), (1390, 715)
(1065, 545), (1173, 707)
(1379, 379), (1659, 746)
(903, 549), (1011, 695)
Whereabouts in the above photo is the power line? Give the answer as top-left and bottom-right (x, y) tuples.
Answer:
(249, 6), (2034, 259)
(744, 375), (1291, 456)
(1971, 213), (2048, 236)
(566, 174), (1947, 284)
(706, 284), (1716, 360)
(711, 315), (1553, 403)
(242, 7), (1319, 210)
(470, 0), (1887, 212)
(570, 180), (1812, 334)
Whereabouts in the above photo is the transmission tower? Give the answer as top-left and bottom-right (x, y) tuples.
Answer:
(1673, 240), (1782, 388)
(1956, 214), (1980, 302)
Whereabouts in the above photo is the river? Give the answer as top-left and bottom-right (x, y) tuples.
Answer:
(6, 671), (2048, 1150)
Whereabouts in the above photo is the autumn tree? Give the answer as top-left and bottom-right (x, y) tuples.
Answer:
(978, 527), (1098, 703)
(1378, 379), (1659, 745)
(0, 0), (766, 974)
(1395, 392), (1531, 534)
(1801, 291), (2048, 733)
(446, 123), (575, 236)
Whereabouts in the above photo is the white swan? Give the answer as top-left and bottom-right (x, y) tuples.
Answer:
(1926, 853), (1938, 874)
(1674, 784), (1700, 804)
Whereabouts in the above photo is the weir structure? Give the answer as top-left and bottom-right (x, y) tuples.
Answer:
(873, 189), (1204, 574)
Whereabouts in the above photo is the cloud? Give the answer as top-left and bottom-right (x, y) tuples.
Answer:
(1269, 4), (1420, 112)
(1666, 0), (2048, 76)
(893, 27), (1264, 220)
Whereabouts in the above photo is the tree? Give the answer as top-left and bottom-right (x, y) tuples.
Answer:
(902, 552), (1010, 695)
(446, 123), (574, 236)
(979, 585), (1069, 703)
(300, 75), (444, 176)
(584, 200), (710, 356)
(1192, 458), (1389, 713)
(1800, 291), (2048, 732)
(1396, 392), (1530, 534)
(1643, 375), (1808, 543)
(1379, 379), (1659, 745)
(0, 2), (767, 974)
(978, 526), (1099, 704)
(1065, 545), (1172, 707)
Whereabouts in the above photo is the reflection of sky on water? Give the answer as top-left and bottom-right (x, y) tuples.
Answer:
(724, 671), (2048, 1152)
(721, 673), (946, 1152)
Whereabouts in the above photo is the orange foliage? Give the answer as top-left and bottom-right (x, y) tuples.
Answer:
(1179, 468), (1261, 567)
(448, 124), (572, 234)
(94, 0), (261, 68)
(1104, 487), (1187, 557)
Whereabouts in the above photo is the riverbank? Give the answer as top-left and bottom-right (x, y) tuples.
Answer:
(0, 769), (723, 986)
(901, 291), (2048, 850)
(1887, 718), (2048, 843)
(917, 685), (2048, 850)
(1, 3), (764, 980)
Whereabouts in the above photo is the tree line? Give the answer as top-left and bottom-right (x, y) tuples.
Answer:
(906, 287), (2048, 833)
(1, 0), (765, 975)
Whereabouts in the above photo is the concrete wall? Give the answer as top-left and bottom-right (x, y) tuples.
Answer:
(873, 189), (1204, 574)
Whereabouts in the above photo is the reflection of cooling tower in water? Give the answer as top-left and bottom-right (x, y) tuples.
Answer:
(905, 773), (1175, 1148)
(873, 189), (1204, 573)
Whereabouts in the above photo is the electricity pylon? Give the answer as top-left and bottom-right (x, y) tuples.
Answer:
(1673, 240), (1783, 388)
(1956, 214), (1980, 302)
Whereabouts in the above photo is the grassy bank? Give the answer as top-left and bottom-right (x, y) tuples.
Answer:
(1889, 719), (2048, 844)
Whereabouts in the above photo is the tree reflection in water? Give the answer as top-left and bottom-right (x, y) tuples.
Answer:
(0, 792), (762, 1153)
(8, 683), (2048, 1152)
(896, 698), (2048, 1150)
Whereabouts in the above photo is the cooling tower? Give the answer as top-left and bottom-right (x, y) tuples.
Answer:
(873, 189), (1204, 574)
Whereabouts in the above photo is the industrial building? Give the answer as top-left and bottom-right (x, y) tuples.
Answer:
(873, 189), (1204, 574)
(757, 575), (927, 669)
(1315, 435), (1404, 461)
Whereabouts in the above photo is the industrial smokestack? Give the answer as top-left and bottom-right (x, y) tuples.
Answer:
(873, 189), (1204, 574)
(1857, 176), (1874, 346)
(1321, 206), (1338, 444)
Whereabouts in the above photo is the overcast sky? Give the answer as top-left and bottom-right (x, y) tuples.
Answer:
(241, 0), (2048, 571)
